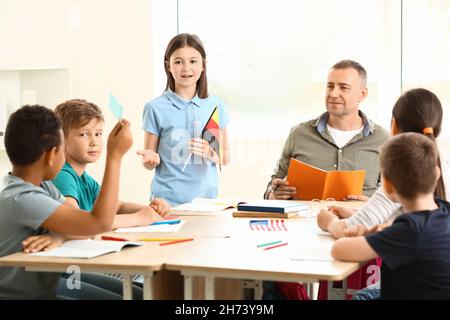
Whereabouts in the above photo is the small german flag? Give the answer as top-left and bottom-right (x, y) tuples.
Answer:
(201, 106), (221, 168)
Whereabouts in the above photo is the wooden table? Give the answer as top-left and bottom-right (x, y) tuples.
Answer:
(0, 200), (364, 300)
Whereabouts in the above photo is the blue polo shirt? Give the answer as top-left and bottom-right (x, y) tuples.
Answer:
(142, 89), (230, 205)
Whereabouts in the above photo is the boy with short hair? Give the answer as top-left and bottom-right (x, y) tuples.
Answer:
(0, 105), (132, 299)
(332, 132), (450, 299)
(52, 99), (170, 228)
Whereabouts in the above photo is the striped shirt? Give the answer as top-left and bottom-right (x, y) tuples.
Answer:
(346, 155), (450, 227)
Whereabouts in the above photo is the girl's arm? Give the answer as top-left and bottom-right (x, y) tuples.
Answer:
(218, 127), (230, 165)
(346, 187), (401, 228)
(331, 236), (378, 262)
(137, 132), (160, 170)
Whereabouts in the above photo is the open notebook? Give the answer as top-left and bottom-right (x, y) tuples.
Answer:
(173, 198), (244, 213)
(30, 239), (143, 259)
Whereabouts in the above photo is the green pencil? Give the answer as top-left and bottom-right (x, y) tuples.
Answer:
(257, 240), (282, 248)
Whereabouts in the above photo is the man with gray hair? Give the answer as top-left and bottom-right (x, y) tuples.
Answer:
(264, 60), (388, 200)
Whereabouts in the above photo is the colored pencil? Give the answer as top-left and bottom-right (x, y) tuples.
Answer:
(137, 237), (191, 242)
(101, 236), (128, 242)
(264, 242), (288, 250)
(159, 238), (194, 246)
(257, 240), (282, 248)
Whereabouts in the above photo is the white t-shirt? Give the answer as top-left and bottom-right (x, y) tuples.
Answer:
(327, 124), (364, 148)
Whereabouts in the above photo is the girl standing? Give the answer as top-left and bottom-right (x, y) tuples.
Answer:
(138, 33), (230, 205)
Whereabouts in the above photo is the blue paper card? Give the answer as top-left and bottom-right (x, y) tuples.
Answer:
(108, 93), (123, 120)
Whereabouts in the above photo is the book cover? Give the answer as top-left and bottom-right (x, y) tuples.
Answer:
(237, 200), (308, 213)
(286, 158), (366, 200)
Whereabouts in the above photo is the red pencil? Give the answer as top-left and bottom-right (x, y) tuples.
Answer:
(159, 238), (194, 246)
(264, 242), (288, 250)
(101, 236), (128, 242)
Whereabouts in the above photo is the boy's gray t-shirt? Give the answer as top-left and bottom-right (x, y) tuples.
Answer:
(0, 174), (65, 299)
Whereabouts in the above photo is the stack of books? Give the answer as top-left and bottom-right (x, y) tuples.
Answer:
(232, 200), (308, 218)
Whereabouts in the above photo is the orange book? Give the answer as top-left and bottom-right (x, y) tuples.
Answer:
(286, 158), (366, 200)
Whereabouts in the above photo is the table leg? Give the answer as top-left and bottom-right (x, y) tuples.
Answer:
(143, 272), (154, 300)
(122, 274), (133, 300)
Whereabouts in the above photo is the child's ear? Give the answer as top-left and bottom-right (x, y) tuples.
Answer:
(435, 166), (441, 182)
(45, 146), (59, 167)
(382, 176), (398, 202)
(165, 60), (171, 72)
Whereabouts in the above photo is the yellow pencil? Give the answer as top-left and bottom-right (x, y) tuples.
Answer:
(137, 237), (192, 242)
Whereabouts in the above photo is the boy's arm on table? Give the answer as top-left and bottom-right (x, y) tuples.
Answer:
(116, 198), (171, 216)
(22, 197), (91, 252)
(331, 236), (378, 262)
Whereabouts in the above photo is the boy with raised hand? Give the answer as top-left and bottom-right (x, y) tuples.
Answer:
(332, 132), (450, 299)
(0, 105), (132, 299)
(51, 99), (170, 230)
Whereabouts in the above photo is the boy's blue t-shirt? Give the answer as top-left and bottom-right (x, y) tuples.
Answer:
(52, 162), (100, 211)
(366, 199), (450, 299)
(0, 174), (65, 299)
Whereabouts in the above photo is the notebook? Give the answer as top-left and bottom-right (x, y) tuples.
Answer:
(173, 198), (244, 212)
(286, 158), (366, 200)
(30, 239), (143, 259)
(237, 200), (308, 213)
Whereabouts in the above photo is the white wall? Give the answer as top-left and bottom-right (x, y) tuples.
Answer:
(0, 0), (155, 202)
(2, 1), (449, 202)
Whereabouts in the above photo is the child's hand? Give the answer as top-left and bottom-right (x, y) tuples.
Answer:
(343, 224), (380, 237)
(317, 208), (339, 231)
(137, 149), (160, 170)
(22, 232), (65, 253)
(107, 120), (133, 160)
(327, 205), (357, 219)
(189, 138), (217, 161)
(149, 198), (171, 216)
(136, 206), (163, 225)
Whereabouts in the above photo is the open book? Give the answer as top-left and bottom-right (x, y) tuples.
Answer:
(30, 239), (143, 259)
(286, 158), (365, 200)
(173, 198), (244, 212)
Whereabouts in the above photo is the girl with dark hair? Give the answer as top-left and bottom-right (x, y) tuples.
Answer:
(138, 33), (231, 205)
